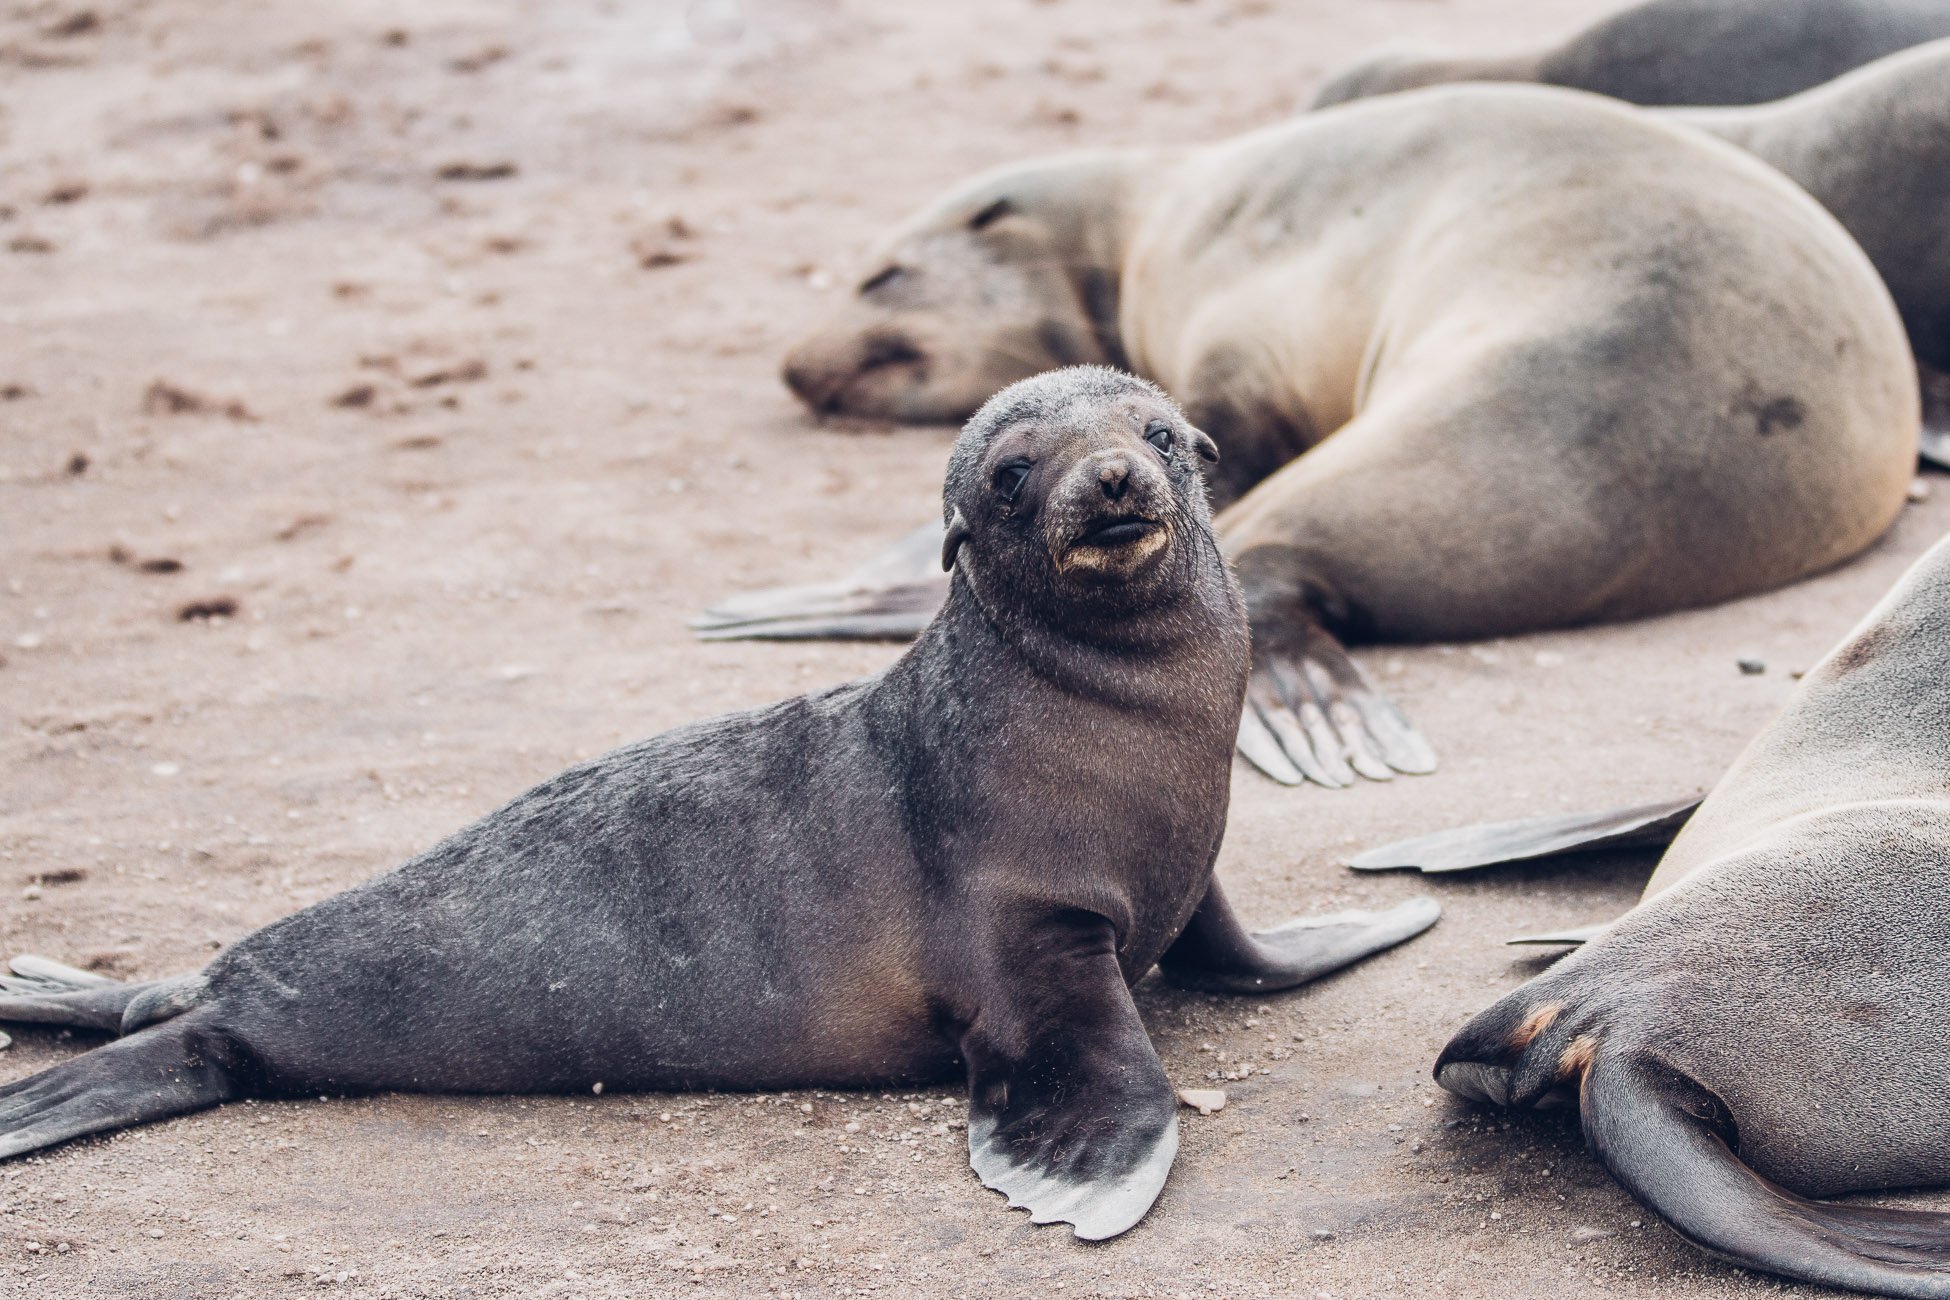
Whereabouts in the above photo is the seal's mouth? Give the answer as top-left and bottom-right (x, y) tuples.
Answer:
(1075, 517), (1161, 548)
(1057, 514), (1171, 575)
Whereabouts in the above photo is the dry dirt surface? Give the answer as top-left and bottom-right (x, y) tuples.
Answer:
(1, 0), (1943, 1297)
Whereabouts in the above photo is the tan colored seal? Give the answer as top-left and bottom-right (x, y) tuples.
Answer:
(742, 84), (1919, 790)
(1311, 0), (1950, 109)
(1426, 530), (1950, 1296)
(1671, 40), (1950, 453)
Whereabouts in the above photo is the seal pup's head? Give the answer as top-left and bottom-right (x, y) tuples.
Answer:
(938, 366), (1224, 629)
(781, 154), (1142, 423)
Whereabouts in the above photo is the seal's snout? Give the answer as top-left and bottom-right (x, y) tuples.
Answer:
(1098, 455), (1132, 502)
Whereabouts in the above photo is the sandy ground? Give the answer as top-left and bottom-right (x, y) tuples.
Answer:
(1, 0), (1943, 1296)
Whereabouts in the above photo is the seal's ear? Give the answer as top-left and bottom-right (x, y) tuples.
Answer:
(1188, 426), (1220, 463)
(941, 508), (972, 572)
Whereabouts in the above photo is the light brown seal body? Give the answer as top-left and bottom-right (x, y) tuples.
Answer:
(1671, 40), (1950, 448)
(1311, 0), (1950, 109)
(1429, 531), (1950, 1297)
(736, 84), (1919, 790)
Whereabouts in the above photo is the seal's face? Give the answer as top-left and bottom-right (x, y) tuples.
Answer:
(942, 368), (1220, 618)
(782, 195), (1108, 423)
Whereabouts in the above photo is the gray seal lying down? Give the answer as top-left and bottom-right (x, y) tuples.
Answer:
(0, 368), (1436, 1240)
(1311, 0), (1950, 109)
(1372, 529), (1950, 1295)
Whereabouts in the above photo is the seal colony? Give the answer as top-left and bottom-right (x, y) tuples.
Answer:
(1310, 0), (1950, 109)
(709, 83), (1919, 791)
(1384, 532), (1950, 1297)
(0, 369), (1438, 1240)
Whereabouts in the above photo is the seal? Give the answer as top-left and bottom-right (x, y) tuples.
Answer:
(1310, 0), (1950, 110)
(714, 84), (1919, 792)
(0, 367), (1439, 1241)
(1422, 531), (1950, 1296)
(1670, 40), (1950, 455)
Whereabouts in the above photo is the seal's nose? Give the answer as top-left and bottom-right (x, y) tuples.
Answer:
(782, 359), (833, 412)
(1098, 455), (1131, 502)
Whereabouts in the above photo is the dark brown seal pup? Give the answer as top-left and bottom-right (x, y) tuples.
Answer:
(711, 85), (1917, 793)
(1311, 0), (1950, 109)
(1361, 532), (1950, 1294)
(0, 368), (1437, 1240)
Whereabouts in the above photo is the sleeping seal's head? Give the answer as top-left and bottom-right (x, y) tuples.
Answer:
(781, 154), (1141, 423)
(938, 367), (1227, 628)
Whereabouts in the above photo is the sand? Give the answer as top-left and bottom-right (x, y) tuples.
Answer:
(0, 0), (1937, 1295)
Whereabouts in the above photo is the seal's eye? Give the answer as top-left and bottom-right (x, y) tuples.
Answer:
(859, 266), (905, 295)
(1144, 420), (1174, 459)
(969, 198), (1013, 231)
(993, 459), (1032, 505)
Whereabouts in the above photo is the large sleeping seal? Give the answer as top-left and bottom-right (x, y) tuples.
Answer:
(712, 85), (1919, 790)
(0, 368), (1439, 1240)
(1400, 531), (1950, 1297)
(1311, 0), (1950, 109)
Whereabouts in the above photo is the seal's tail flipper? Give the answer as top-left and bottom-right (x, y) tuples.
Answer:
(1347, 797), (1702, 873)
(0, 1011), (240, 1160)
(1237, 619), (1436, 788)
(690, 520), (948, 641)
(1583, 1052), (1950, 1299)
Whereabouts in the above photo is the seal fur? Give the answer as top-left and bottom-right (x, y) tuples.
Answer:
(1432, 531), (1950, 1295)
(0, 367), (1438, 1240)
(1311, 0), (1950, 109)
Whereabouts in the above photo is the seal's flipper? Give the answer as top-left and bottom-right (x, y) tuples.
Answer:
(1348, 797), (1702, 873)
(1159, 879), (1438, 993)
(0, 1010), (240, 1159)
(690, 520), (949, 641)
(1505, 924), (1609, 946)
(1583, 1052), (1950, 1298)
(960, 918), (1179, 1240)
(1238, 621), (1434, 788)
(0, 955), (159, 1034)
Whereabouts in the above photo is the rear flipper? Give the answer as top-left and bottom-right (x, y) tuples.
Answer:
(1585, 1052), (1950, 1298)
(1347, 797), (1702, 873)
(689, 520), (948, 641)
(1158, 879), (1439, 993)
(0, 1009), (240, 1159)
(1438, 994), (1950, 1296)
(0, 955), (198, 1036)
(961, 913), (1180, 1240)
(1505, 924), (1609, 947)
(1235, 616), (1435, 789)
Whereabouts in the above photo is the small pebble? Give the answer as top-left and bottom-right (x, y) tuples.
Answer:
(1736, 657), (1766, 676)
(1176, 1088), (1227, 1115)
(1570, 1225), (1616, 1243)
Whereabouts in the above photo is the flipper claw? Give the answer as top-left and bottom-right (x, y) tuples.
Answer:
(1237, 624), (1434, 788)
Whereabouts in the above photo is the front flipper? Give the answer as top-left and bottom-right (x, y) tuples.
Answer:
(1236, 617), (1435, 788)
(960, 913), (1179, 1240)
(689, 520), (948, 641)
(1348, 796), (1702, 873)
(1158, 880), (1439, 994)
